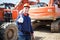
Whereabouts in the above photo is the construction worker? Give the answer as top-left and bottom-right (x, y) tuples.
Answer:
(16, 3), (34, 40)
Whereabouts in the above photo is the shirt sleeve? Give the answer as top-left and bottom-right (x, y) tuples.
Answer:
(29, 18), (34, 33)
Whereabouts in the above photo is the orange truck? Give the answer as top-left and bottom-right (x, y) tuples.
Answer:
(12, 0), (60, 32)
(0, 0), (36, 40)
(0, 3), (18, 40)
(1, 0), (59, 33)
(0, 0), (60, 40)
(29, 0), (60, 32)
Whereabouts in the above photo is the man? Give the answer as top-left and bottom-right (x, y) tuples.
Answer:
(16, 3), (34, 40)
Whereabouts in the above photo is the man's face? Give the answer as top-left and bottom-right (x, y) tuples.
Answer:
(23, 7), (29, 13)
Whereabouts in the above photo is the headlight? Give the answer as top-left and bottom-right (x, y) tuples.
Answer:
(48, 9), (52, 12)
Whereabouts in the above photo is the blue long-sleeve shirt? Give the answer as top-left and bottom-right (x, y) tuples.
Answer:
(16, 14), (33, 35)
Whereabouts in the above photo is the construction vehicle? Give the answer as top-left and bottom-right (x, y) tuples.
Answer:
(0, 0), (60, 40)
(0, 3), (18, 40)
(29, 0), (60, 32)
(12, 0), (60, 33)
(0, 0), (36, 40)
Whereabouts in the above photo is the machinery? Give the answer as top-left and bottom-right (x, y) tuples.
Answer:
(29, 0), (60, 32)
(0, 0), (60, 40)
(0, 3), (18, 40)
(12, 0), (60, 33)
(0, 1), (36, 40)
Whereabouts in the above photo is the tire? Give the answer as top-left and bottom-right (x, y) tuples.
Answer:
(51, 22), (55, 32)
(0, 23), (18, 40)
(0, 28), (4, 40)
(51, 20), (60, 32)
(54, 20), (60, 32)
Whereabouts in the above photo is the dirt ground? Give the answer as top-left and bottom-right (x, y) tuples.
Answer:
(34, 26), (60, 40)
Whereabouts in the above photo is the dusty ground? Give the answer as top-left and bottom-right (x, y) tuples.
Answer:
(34, 26), (60, 40)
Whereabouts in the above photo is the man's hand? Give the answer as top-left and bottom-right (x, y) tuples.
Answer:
(30, 33), (33, 36)
(30, 33), (35, 40)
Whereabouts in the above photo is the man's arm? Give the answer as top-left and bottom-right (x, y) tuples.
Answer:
(29, 18), (34, 34)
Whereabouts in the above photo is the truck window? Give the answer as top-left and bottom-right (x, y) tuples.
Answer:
(30, 2), (48, 8)
(40, 0), (49, 4)
(54, 0), (60, 8)
(0, 4), (5, 8)
(30, 0), (49, 8)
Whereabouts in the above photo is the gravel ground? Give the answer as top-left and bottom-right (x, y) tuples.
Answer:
(33, 26), (60, 40)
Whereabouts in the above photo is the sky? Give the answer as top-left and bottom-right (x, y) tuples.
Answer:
(0, 0), (20, 4)
(0, 0), (49, 4)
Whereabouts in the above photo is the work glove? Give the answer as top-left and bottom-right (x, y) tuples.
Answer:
(17, 16), (24, 23)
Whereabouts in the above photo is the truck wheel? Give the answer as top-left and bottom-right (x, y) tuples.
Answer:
(1, 23), (18, 40)
(54, 20), (60, 32)
(51, 22), (55, 32)
(0, 28), (4, 40)
(51, 20), (60, 32)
